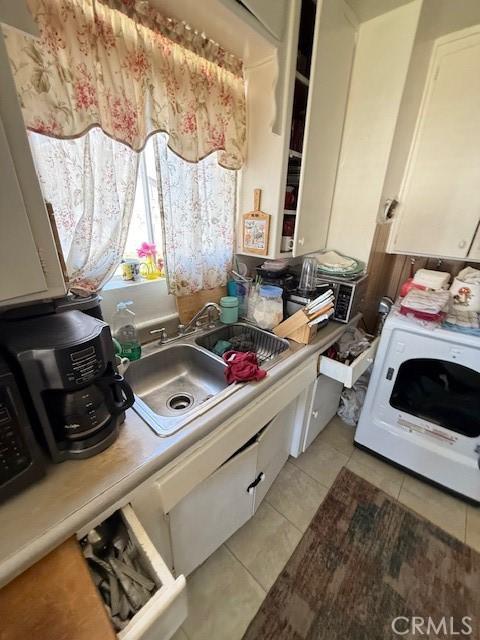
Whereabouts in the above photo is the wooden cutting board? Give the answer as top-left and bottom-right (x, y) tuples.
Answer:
(0, 537), (116, 640)
(241, 189), (271, 256)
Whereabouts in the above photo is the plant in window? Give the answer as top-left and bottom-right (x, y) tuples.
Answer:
(137, 241), (160, 280)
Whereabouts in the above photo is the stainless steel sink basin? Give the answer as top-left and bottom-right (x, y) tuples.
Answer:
(126, 322), (298, 437)
(125, 344), (229, 436)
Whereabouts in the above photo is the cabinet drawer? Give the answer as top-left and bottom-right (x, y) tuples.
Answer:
(82, 505), (187, 640)
(319, 337), (379, 388)
(118, 505), (187, 640)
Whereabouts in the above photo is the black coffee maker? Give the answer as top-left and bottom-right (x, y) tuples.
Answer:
(0, 311), (134, 461)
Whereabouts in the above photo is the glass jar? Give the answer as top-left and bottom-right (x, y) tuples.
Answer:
(251, 285), (283, 330)
(219, 296), (239, 324)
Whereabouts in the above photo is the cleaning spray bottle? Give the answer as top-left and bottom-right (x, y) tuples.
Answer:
(112, 301), (141, 361)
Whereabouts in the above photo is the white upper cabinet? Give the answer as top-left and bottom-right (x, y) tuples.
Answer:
(238, 0), (288, 40)
(293, 0), (355, 256)
(0, 28), (66, 308)
(388, 26), (480, 260)
(469, 224), (480, 260)
(237, 0), (356, 259)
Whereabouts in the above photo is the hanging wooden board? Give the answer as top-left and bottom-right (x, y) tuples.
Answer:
(242, 189), (271, 256)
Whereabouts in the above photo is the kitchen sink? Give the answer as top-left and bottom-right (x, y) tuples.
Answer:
(126, 322), (297, 437)
(125, 344), (229, 436)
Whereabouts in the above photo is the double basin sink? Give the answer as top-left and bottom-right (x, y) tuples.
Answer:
(124, 323), (292, 437)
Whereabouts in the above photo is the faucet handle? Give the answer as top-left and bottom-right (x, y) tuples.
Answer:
(150, 327), (168, 343)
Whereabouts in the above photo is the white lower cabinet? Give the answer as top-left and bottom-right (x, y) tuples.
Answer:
(168, 404), (294, 577)
(290, 375), (343, 457)
(303, 375), (343, 451)
(169, 441), (258, 577)
(78, 504), (187, 640)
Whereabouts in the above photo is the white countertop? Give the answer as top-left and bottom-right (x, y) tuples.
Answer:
(0, 318), (358, 587)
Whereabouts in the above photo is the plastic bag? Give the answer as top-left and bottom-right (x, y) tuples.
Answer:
(336, 327), (371, 362)
(337, 368), (371, 426)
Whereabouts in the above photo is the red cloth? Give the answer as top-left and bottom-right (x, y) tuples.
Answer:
(223, 351), (267, 383)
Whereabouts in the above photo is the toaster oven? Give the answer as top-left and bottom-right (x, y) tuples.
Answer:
(287, 273), (368, 323)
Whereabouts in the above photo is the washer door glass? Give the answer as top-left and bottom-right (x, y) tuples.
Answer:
(389, 358), (480, 437)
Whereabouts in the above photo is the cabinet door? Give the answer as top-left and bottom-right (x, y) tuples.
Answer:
(0, 33), (66, 306)
(253, 403), (294, 511)
(0, 117), (47, 302)
(293, 0), (356, 257)
(168, 442), (257, 577)
(468, 223), (480, 260)
(390, 28), (480, 258)
(303, 375), (343, 451)
(238, 0), (288, 40)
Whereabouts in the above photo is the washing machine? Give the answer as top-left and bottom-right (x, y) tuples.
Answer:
(355, 309), (480, 503)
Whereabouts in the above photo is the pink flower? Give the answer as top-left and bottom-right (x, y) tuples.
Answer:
(207, 125), (225, 149)
(124, 50), (150, 81)
(74, 79), (97, 110)
(30, 116), (62, 136)
(107, 93), (138, 145)
(180, 111), (197, 135)
(137, 242), (157, 258)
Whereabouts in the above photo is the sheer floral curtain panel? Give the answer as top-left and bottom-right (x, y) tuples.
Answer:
(151, 135), (236, 296)
(29, 129), (138, 294)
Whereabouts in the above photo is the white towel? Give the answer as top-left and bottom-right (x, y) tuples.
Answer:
(457, 266), (480, 284)
(401, 289), (450, 314)
(412, 268), (450, 290)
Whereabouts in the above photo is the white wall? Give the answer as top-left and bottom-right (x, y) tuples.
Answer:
(326, 0), (421, 263)
(100, 279), (177, 333)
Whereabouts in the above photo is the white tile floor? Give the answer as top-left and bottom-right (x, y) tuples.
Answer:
(172, 416), (480, 640)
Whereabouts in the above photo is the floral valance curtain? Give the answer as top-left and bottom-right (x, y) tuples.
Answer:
(5, 0), (246, 169)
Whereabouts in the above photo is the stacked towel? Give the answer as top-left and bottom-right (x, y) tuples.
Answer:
(412, 268), (450, 290)
(400, 289), (450, 321)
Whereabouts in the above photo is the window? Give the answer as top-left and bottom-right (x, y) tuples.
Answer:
(121, 139), (163, 264)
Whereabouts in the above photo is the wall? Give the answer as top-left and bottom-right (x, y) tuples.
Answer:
(326, 0), (421, 263)
(100, 279), (178, 340)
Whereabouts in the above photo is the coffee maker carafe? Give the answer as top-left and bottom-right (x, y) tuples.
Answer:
(0, 311), (134, 461)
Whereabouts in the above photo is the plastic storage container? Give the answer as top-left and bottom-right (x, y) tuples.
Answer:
(112, 301), (142, 361)
(219, 296), (239, 324)
(250, 285), (283, 330)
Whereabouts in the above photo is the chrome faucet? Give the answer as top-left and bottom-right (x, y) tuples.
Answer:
(178, 302), (221, 335)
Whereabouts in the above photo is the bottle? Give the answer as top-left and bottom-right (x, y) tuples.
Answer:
(112, 301), (141, 361)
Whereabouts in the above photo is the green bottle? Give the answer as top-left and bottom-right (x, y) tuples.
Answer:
(113, 301), (142, 361)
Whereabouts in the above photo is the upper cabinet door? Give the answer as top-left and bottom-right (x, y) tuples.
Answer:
(0, 32), (66, 307)
(390, 27), (480, 259)
(0, 117), (48, 302)
(292, 0), (356, 257)
(468, 223), (480, 260)
(238, 0), (288, 40)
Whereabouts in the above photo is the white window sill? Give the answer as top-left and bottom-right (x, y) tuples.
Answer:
(102, 275), (166, 292)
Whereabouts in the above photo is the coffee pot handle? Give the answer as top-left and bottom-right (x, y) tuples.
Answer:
(98, 373), (135, 416)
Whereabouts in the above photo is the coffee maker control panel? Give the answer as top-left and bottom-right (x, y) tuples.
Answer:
(0, 388), (31, 483)
(65, 344), (104, 386)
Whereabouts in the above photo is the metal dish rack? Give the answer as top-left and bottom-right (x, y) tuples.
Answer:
(196, 323), (289, 365)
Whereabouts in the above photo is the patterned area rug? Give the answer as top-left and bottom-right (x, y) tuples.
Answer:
(242, 468), (479, 640)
